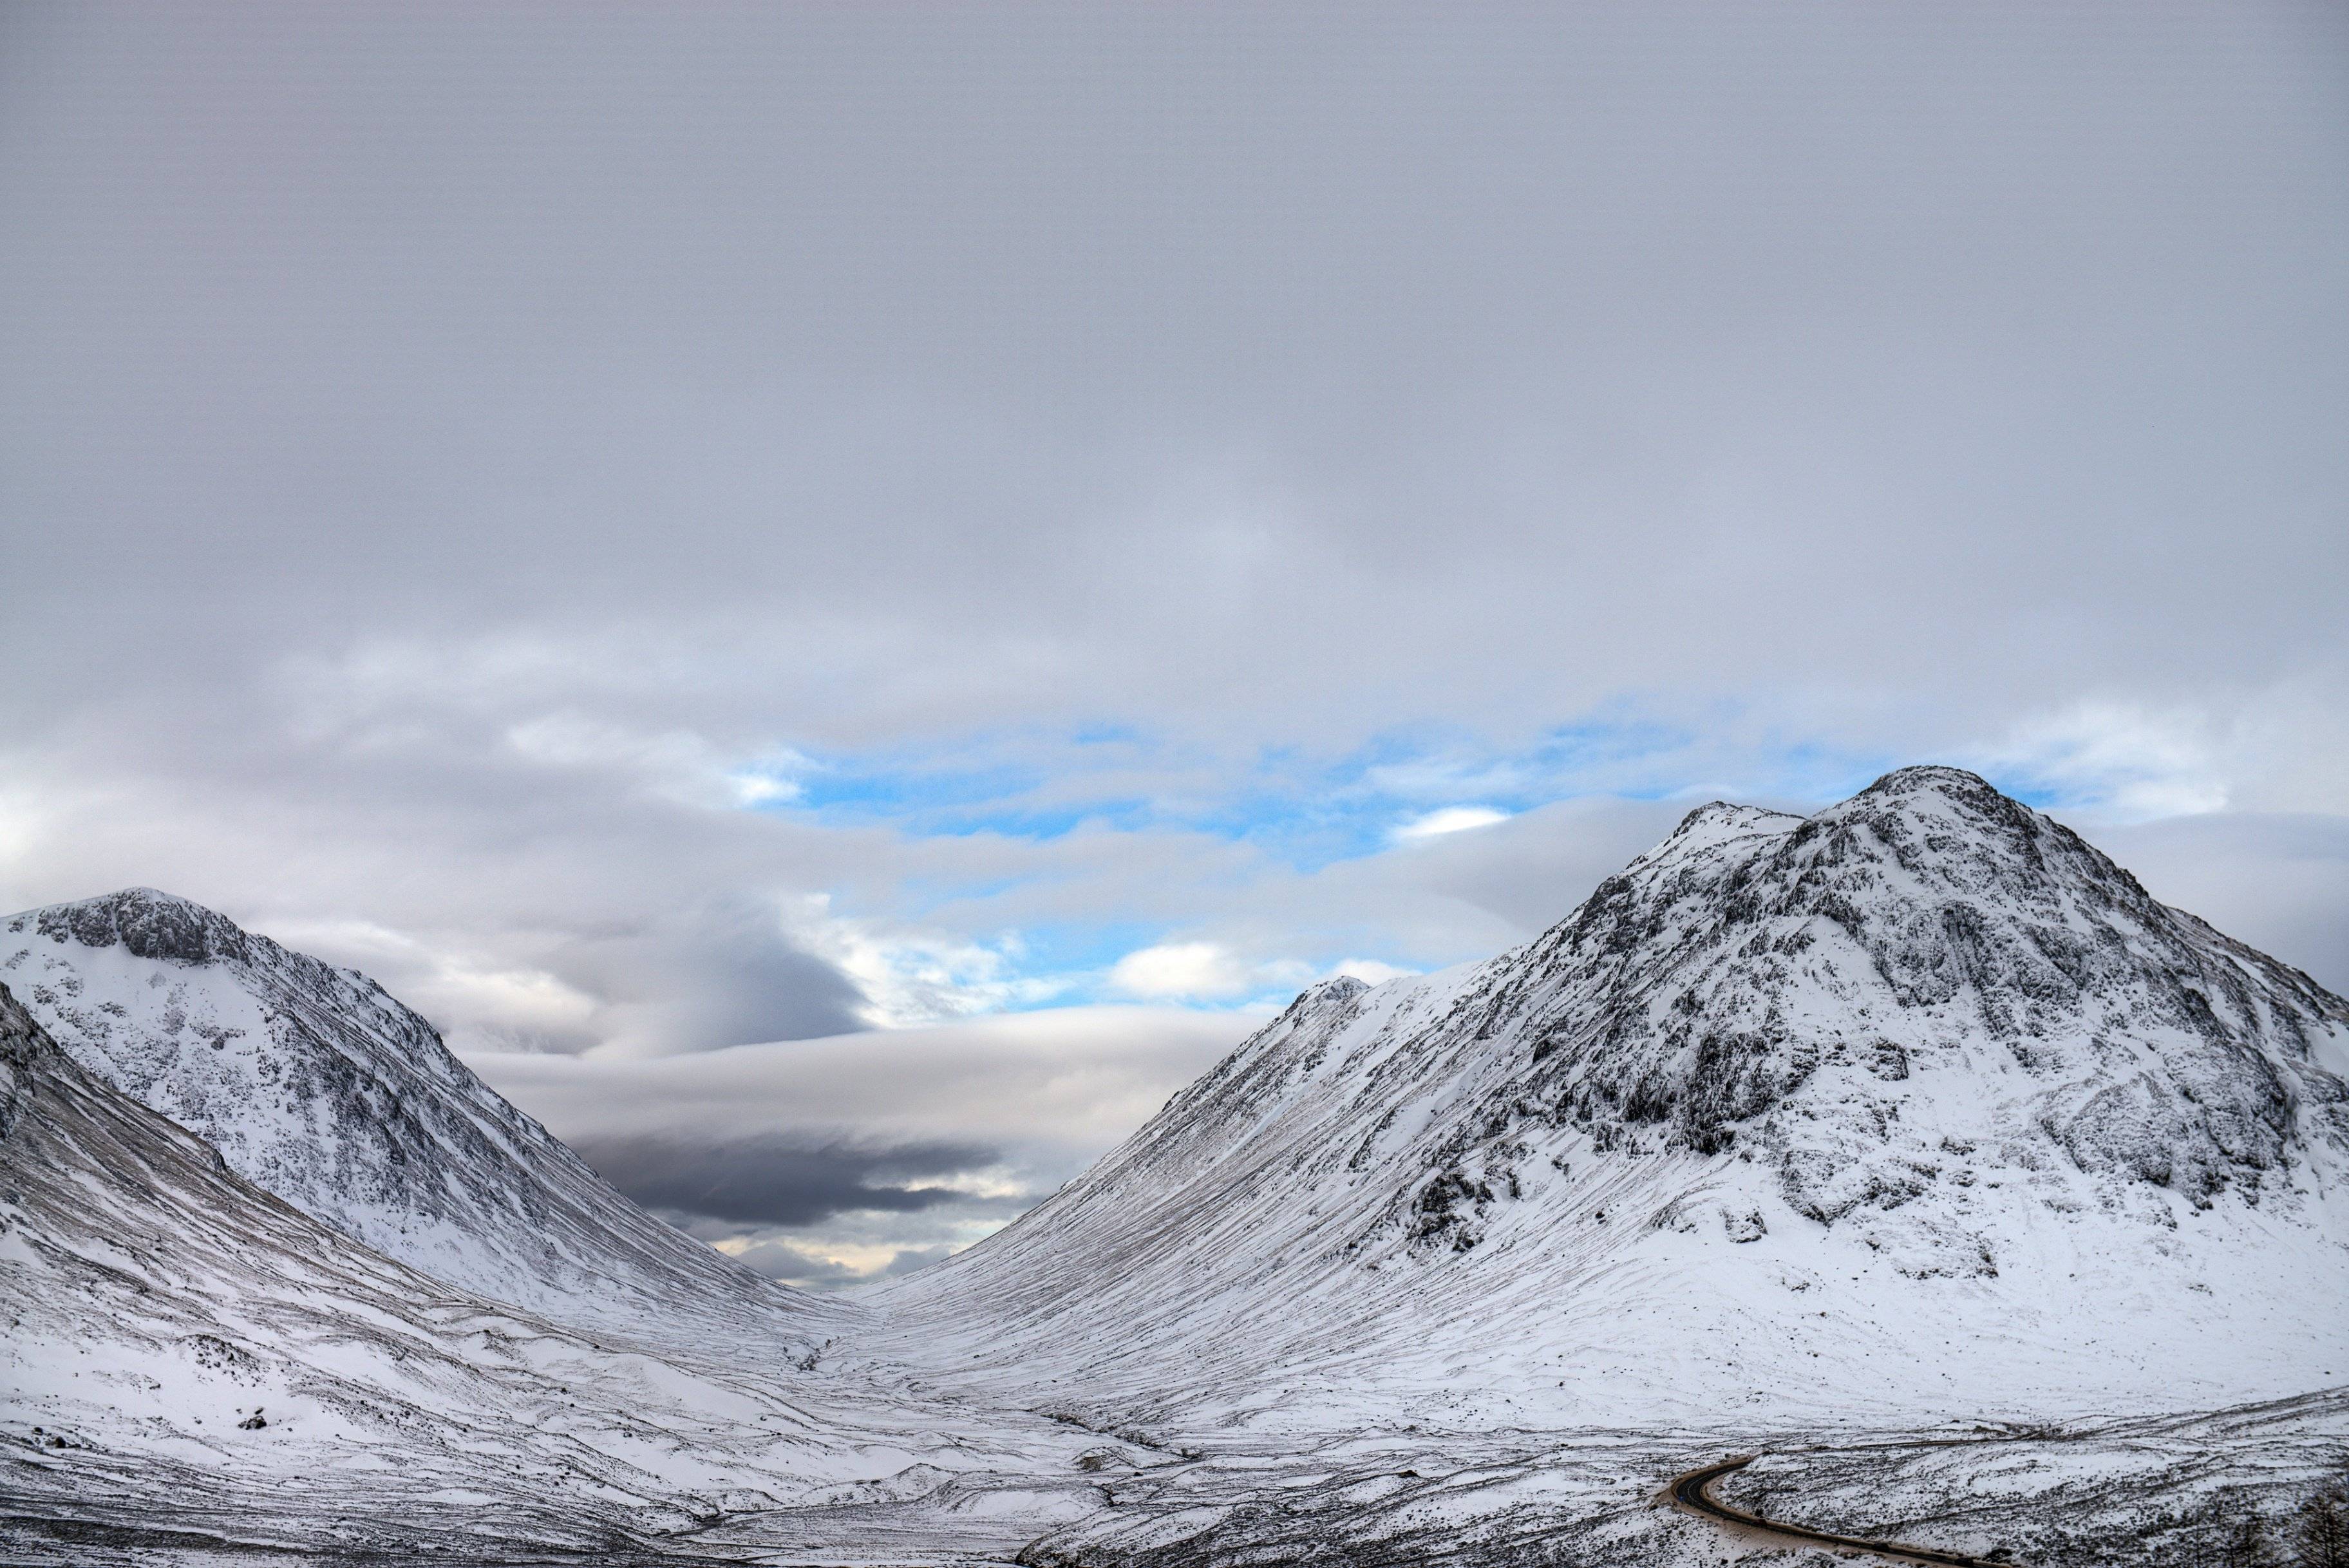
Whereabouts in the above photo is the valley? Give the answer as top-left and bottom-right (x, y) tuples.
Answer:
(5, 770), (2344, 1565)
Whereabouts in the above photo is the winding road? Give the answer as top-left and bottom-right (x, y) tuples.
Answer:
(1666, 1455), (2012, 1567)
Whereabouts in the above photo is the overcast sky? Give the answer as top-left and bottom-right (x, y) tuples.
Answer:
(4, 2), (2344, 1285)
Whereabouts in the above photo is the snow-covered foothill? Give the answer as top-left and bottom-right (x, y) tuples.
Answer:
(0, 887), (833, 1355)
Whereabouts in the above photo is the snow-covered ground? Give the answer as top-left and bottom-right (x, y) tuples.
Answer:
(5, 768), (2344, 1563)
(1015, 1389), (2349, 1567)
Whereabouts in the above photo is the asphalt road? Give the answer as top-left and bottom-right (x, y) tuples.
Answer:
(1666, 1455), (2014, 1567)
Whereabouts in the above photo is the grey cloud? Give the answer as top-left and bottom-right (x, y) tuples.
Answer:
(2088, 812), (2349, 994)
(573, 1135), (999, 1229)
(730, 1239), (865, 1288)
(544, 900), (868, 1057)
(3, 2), (2344, 739)
(1308, 797), (1700, 950)
(475, 1006), (1252, 1281)
(474, 1006), (1252, 1164)
(6, 1), (2342, 779)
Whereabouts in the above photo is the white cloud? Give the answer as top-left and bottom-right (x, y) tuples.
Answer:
(1974, 702), (2227, 822)
(1361, 757), (1531, 802)
(2090, 811), (2349, 990)
(1391, 805), (1511, 842)
(782, 894), (1071, 1029)
(1108, 940), (1256, 1000)
(727, 770), (803, 807)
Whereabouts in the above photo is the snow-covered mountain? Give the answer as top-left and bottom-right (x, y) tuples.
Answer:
(0, 887), (827, 1354)
(8, 952), (2341, 1567)
(864, 768), (2349, 1433)
(0, 980), (1111, 1563)
(10, 767), (2347, 1565)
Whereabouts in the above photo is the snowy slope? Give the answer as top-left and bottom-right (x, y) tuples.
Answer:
(863, 768), (2349, 1433)
(9, 947), (2326, 1568)
(0, 888), (831, 1354)
(0, 981), (1111, 1563)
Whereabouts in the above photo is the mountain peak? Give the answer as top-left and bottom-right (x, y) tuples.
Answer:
(1825, 764), (2038, 836)
(1298, 974), (1370, 1007)
(1641, 800), (1805, 871)
(1854, 761), (2003, 800)
(18, 886), (255, 966)
(1771, 765), (2164, 924)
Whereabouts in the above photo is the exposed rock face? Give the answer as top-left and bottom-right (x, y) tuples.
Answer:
(1457, 766), (2344, 1231)
(1, 887), (835, 1352)
(33, 887), (256, 965)
(864, 768), (2349, 1432)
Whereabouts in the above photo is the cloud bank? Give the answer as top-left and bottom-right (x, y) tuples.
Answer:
(473, 1006), (1252, 1284)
